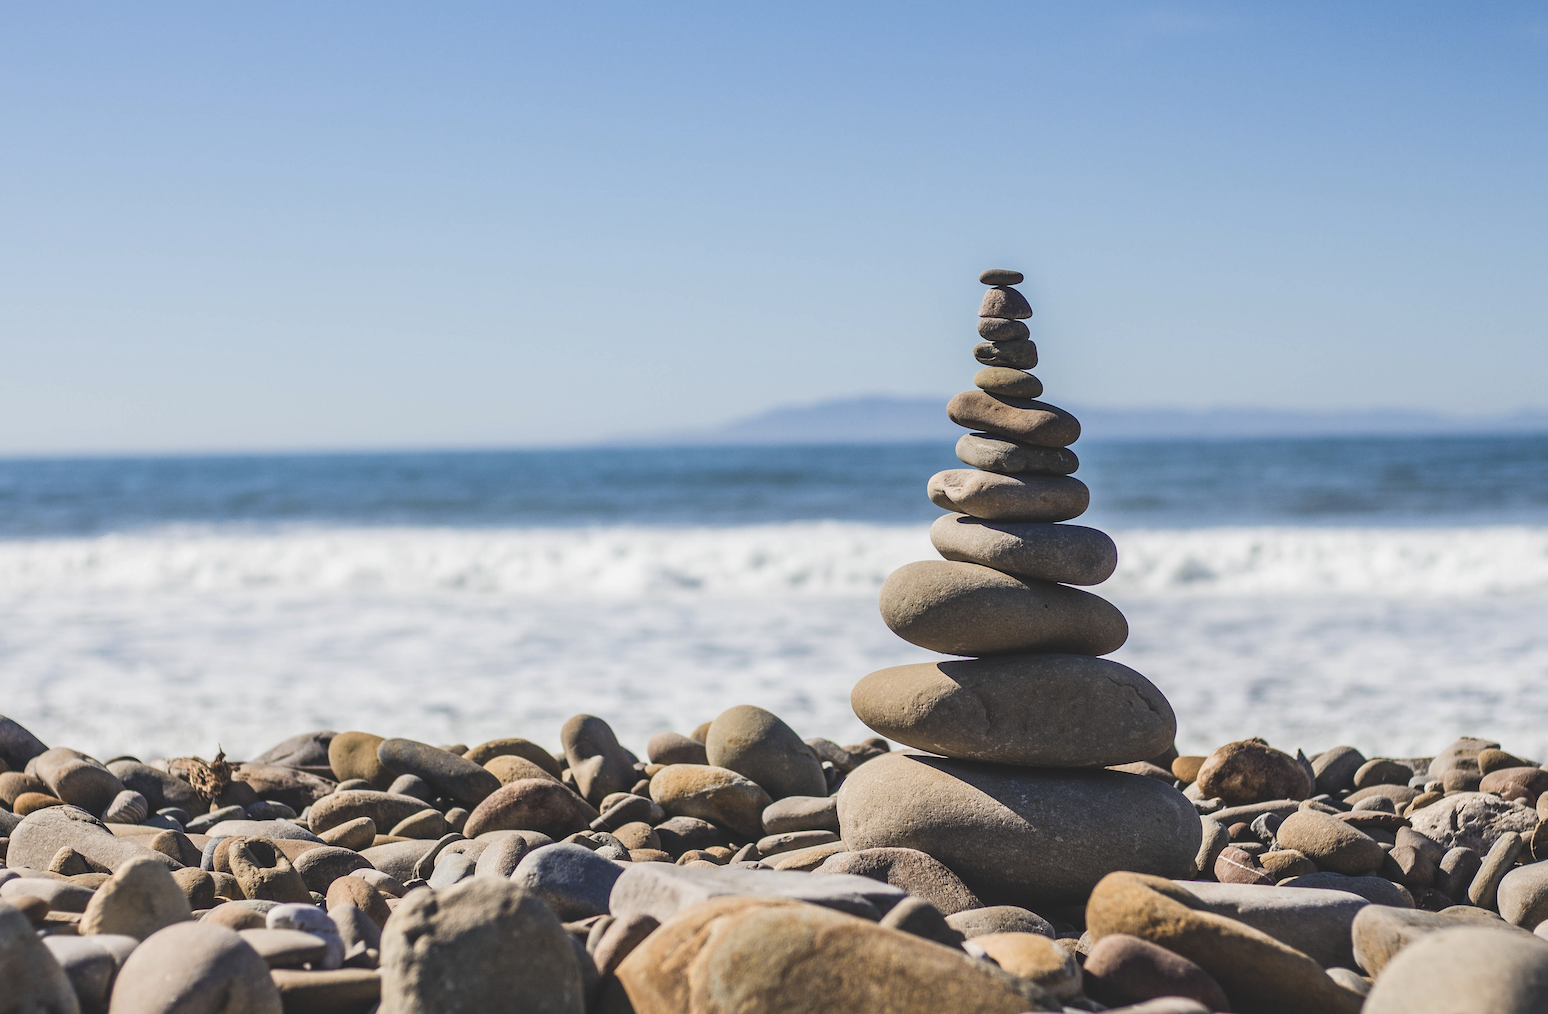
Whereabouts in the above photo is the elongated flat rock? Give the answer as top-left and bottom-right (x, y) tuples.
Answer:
(973, 367), (1043, 399)
(955, 434), (1077, 476)
(931, 515), (1115, 585)
(879, 560), (1127, 656)
(851, 654), (1174, 766)
(927, 470), (1088, 522)
(976, 317), (1029, 342)
(837, 753), (1200, 908)
(947, 391), (1079, 447)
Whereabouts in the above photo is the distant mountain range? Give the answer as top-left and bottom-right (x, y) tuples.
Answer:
(636, 396), (1548, 444)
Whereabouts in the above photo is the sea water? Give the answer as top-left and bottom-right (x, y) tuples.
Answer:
(1, 436), (1545, 761)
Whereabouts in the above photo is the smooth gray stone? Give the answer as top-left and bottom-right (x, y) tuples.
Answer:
(43, 934), (137, 1014)
(0, 904), (80, 1014)
(608, 862), (905, 924)
(815, 847), (981, 916)
(946, 391), (1079, 447)
(560, 715), (638, 808)
(1363, 925), (1548, 1014)
(111, 921), (282, 1014)
(1499, 863), (1548, 930)
(1170, 880), (1368, 969)
(878, 561), (1127, 657)
(1, 875), (98, 913)
(1278, 872), (1414, 908)
(0, 809), (20, 835)
(1351, 904), (1529, 977)
(0, 714), (48, 771)
(931, 514), (1114, 585)
(9, 805), (181, 874)
(250, 731), (336, 769)
(204, 820), (323, 843)
(975, 315), (1029, 342)
(511, 843), (624, 922)
(238, 928), (332, 969)
(761, 796), (840, 835)
(1311, 746), (1366, 795)
(852, 654), (1172, 768)
(30, 748), (126, 816)
(231, 764), (335, 812)
(927, 469), (1088, 523)
(954, 433), (1076, 476)
(1208, 800), (1303, 825)
(473, 832), (549, 879)
(379, 878), (584, 1014)
(386, 774), (434, 804)
(705, 705), (827, 801)
(978, 268), (1024, 286)
(1471, 831), (1524, 909)
(186, 806), (247, 835)
(1426, 737), (1499, 779)
(358, 840), (437, 884)
(837, 753), (1199, 909)
(292, 846), (372, 895)
(328, 901), (382, 966)
(944, 905), (1054, 939)
(376, 738), (500, 808)
(427, 853), (477, 889)
(106, 761), (203, 813)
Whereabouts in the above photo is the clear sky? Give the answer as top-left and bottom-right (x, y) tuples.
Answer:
(2, 3), (1545, 453)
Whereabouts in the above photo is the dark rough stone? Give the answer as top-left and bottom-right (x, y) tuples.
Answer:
(979, 286), (1033, 319)
(973, 340), (1039, 369)
(378, 877), (585, 1014)
(1311, 746), (1365, 795)
(1195, 741), (1313, 806)
(0, 715), (48, 771)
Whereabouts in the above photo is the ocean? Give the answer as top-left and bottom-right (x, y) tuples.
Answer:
(2, 435), (1546, 762)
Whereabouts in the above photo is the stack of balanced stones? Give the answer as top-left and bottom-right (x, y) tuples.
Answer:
(840, 268), (1203, 912)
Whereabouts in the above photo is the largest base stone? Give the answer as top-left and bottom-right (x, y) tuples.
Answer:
(837, 752), (1200, 909)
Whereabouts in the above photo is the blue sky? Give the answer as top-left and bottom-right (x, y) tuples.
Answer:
(2, 3), (1545, 452)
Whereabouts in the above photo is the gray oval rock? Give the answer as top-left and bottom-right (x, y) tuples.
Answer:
(837, 752), (1200, 908)
(1362, 925), (1548, 1014)
(110, 920), (281, 1014)
(926, 470), (1089, 522)
(976, 316), (1030, 342)
(307, 790), (437, 835)
(930, 515), (1116, 585)
(1, 903), (84, 1014)
(946, 391), (1079, 447)
(376, 738), (500, 807)
(705, 705), (827, 801)
(879, 561), (1128, 657)
(852, 654), (1173, 767)
(973, 367), (1043, 399)
(955, 433), (1077, 476)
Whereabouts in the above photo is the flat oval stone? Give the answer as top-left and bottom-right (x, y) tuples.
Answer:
(308, 791), (436, 835)
(852, 654), (1173, 767)
(978, 268), (1024, 285)
(649, 765), (771, 840)
(376, 738), (500, 807)
(31, 748), (126, 816)
(927, 470), (1088, 522)
(879, 560), (1128, 656)
(973, 339), (1038, 369)
(976, 317), (1030, 342)
(931, 515), (1115, 585)
(1275, 810), (1384, 875)
(461, 779), (598, 840)
(979, 286), (1032, 319)
(947, 391), (1079, 447)
(955, 433), (1077, 476)
(837, 752), (1200, 908)
(973, 367), (1043, 399)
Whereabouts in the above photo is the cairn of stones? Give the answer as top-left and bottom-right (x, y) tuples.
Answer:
(841, 267), (1203, 911)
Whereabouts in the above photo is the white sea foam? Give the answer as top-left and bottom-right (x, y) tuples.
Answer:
(1, 522), (1545, 760)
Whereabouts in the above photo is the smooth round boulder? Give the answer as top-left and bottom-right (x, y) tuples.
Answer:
(31, 748), (126, 816)
(560, 715), (638, 807)
(973, 367), (1043, 399)
(815, 847), (981, 915)
(1362, 925), (1548, 1013)
(462, 738), (562, 777)
(852, 654), (1173, 767)
(879, 561), (1127, 657)
(1276, 810), (1386, 875)
(80, 856), (193, 939)
(931, 515), (1115, 585)
(645, 732), (708, 767)
(927, 470), (1089, 522)
(837, 752), (1200, 908)
(1499, 863), (1548, 930)
(705, 706), (826, 801)
(1195, 740), (1313, 806)
(461, 779), (597, 840)
(649, 765), (772, 840)
(308, 791), (435, 835)
(955, 433), (1077, 476)
(605, 896), (1053, 1014)
(946, 391), (1079, 447)
(328, 732), (390, 787)
(484, 754), (560, 786)
(110, 921), (282, 1014)
(1082, 933), (1229, 1012)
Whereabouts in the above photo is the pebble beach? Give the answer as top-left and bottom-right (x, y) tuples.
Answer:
(5, 270), (1548, 1014)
